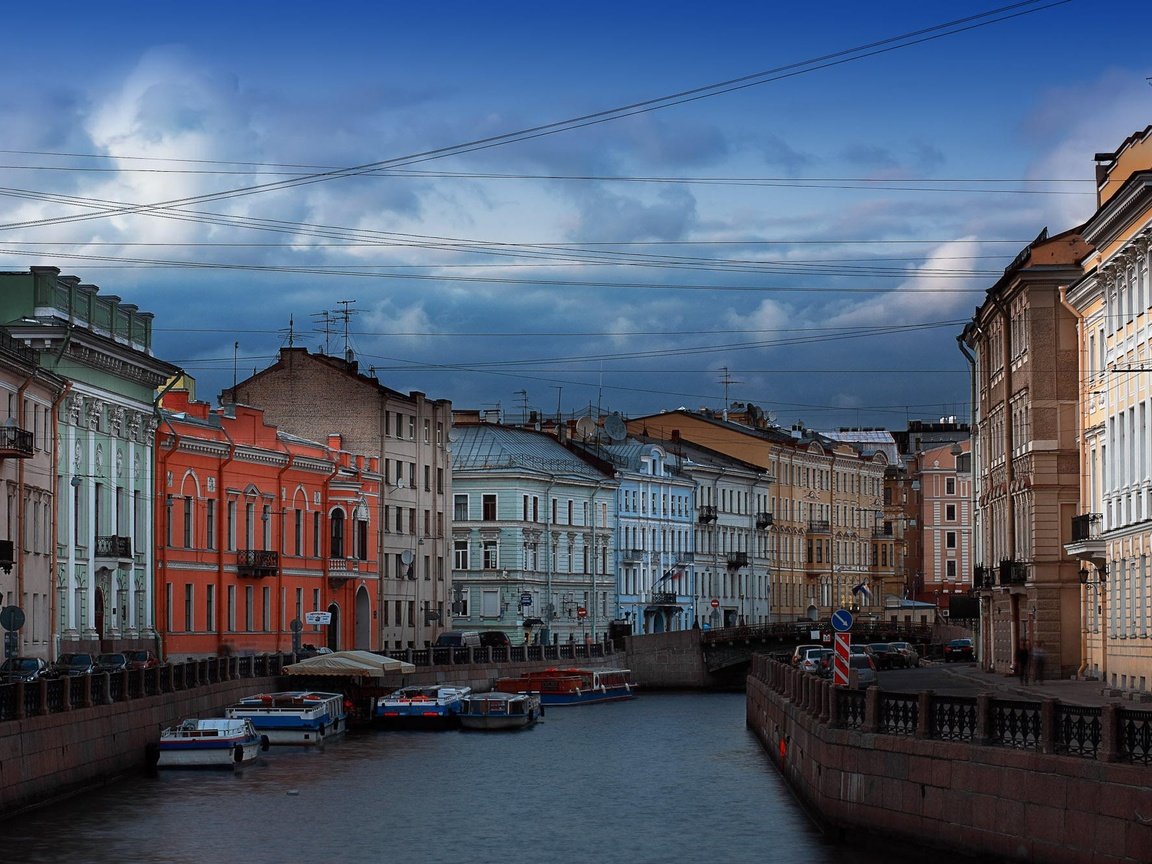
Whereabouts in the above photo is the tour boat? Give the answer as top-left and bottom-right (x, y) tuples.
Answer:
(458, 691), (542, 731)
(375, 684), (472, 727)
(494, 667), (636, 706)
(224, 691), (348, 745)
(155, 717), (266, 768)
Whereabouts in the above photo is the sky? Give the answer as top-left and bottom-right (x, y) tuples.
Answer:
(1, 0), (1150, 431)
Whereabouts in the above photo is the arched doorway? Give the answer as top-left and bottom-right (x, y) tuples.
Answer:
(326, 602), (340, 652)
(354, 586), (371, 650)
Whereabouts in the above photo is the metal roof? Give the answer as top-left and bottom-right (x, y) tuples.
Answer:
(452, 424), (606, 478)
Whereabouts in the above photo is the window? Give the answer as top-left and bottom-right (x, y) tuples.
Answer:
(481, 590), (500, 618)
(355, 517), (369, 560)
(184, 584), (194, 631)
(945, 504), (956, 521)
(227, 585), (236, 632)
(454, 494), (468, 521)
(294, 509), (302, 556)
(244, 502), (254, 549)
(945, 477), (956, 495)
(946, 560), (957, 579)
(227, 501), (236, 551)
(482, 539), (499, 569)
(262, 504), (272, 549)
(454, 538), (469, 569)
(206, 584), (216, 633)
(206, 500), (216, 551)
(482, 494), (497, 521)
(313, 511), (321, 557)
(330, 509), (345, 558)
(946, 531), (956, 549)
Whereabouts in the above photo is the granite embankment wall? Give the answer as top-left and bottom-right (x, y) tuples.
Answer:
(623, 629), (714, 688)
(746, 656), (1152, 864)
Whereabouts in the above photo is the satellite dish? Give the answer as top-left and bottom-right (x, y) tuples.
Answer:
(401, 549), (414, 565)
(766, 411), (777, 425)
(447, 427), (458, 442)
(605, 413), (626, 441)
(575, 417), (597, 440)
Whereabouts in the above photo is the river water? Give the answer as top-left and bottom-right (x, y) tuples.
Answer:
(1, 692), (925, 864)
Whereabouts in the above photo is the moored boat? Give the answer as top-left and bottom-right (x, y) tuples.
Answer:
(375, 684), (472, 727)
(225, 691), (348, 745)
(155, 718), (265, 768)
(494, 668), (635, 706)
(458, 691), (542, 731)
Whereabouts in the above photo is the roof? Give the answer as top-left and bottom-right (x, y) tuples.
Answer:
(452, 424), (609, 479)
(283, 650), (416, 676)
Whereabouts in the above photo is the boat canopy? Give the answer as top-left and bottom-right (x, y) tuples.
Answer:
(284, 650), (416, 677)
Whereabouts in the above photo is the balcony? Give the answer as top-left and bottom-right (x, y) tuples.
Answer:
(648, 591), (678, 606)
(726, 551), (749, 570)
(873, 526), (895, 539)
(755, 512), (773, 529)
(621, 549), (646, 563)
(676, 552), (695, 565)
(95, 535), (133, 561)
(0, 425), (34, 459)
(0, 539), (12, 573)
(237, 549), (278, 578)
(328, 557), (356, 586)
(698, 506), (717, 524)
(997, 558), (1028, 587)
(807, 520), (831, 534)
(1065, 512), (1107, 573)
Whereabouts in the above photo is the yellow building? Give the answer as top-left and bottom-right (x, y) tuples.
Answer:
(1064, 126), (1152, 693)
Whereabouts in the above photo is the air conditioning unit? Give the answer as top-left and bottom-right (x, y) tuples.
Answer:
(940, 609), (950, 618)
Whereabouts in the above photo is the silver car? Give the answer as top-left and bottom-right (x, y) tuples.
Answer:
(848, 653), (878, 688)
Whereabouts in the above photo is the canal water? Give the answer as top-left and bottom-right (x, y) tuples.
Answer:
(0, 692), (924, 864)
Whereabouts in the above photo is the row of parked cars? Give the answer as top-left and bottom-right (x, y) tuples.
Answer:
(791, 640), (924, 687)
(0, 650), (161, 683)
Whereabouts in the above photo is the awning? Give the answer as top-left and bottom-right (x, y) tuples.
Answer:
(283, 650), (416, 676)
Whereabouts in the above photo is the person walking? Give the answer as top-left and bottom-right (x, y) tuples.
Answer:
(1015, 640), (1031, 685)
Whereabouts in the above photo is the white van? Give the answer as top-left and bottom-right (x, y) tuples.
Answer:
(434, 630), (481, 648)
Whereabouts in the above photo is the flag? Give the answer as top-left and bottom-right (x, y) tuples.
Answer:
(851, 581), (873, 602)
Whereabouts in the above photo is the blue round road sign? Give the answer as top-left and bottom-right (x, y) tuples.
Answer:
(831, 608), (854, 632)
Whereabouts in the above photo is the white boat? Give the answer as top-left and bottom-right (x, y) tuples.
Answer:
(155, 718), (266, 768)
(375, 684), (472, 727)
(458, 691), (542, 731)
(225, 691), (347, 745)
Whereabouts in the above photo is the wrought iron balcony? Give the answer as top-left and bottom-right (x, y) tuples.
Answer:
(0, 425), (34, 459)
(649, 591), (678, 606)
(95, 535), (133, 560)
(676, 552), (694, 564)
(998, 558), (1028, 586)
(698, 506), (717, 524)
(755, 512), (773, 529)
(621, 548), (646, 563)
(1071, 513), (1102, 543)
(873, 526), (895, 538)
(237, 549), (278, 578)
(807, 520), (831, 534)
(727, 551), (749, 570)
(0, 538), (12, 573)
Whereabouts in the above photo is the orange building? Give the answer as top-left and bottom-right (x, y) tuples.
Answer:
(155, 386), (380, 659)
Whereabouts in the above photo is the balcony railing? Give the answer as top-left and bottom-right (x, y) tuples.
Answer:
(95, 535), (132, 559)
(998, 559), (1028, 586)
(807, 520), (831, 534)
(755, 512), (773, 529)
(237, 549), (278, 578)
(0, 425), (34, 459)
(873, 526), (895, 538)
(727, 551), (749, 570)
(328, 557), (355, 586)
(698, 506), (717, 524)
(649, 591), (678, 606)
(1071, 513), (1102, 543)
(621, 549), (646, 563)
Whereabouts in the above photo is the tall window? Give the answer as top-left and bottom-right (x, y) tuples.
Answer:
(294, 509), (303, 556)
(184, 584), (194, 631)
(482, 494), (497, 521)
(183, 496), (193, 548)
(945, 477), (956, 495)
(227, 501), (236, 551)
(945, 504), (957, 521)
(227, 585), (236, 632)
(355, 516), (369, 560)
(330, 509), (345, 558)
(482, 539), (498, 569)
(262, 504), (272, 549)
(206, 584), (216, 633)
(313, 512), (321, 557)
(244, 502), (254, 548)
(206, 500), (216, 550)
(946, 531), (957, 549)
(454, 494), (468, 521)
(454, 538), (469, 569)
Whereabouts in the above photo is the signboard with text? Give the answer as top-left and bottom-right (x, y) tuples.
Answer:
(304, 611), (332, 625)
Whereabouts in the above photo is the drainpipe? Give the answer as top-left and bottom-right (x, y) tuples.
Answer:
(957, 335), (985, 668)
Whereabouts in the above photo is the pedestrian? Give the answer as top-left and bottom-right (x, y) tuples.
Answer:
(1033, 642), (1047, 683)
(1015, 640), (1030, 684)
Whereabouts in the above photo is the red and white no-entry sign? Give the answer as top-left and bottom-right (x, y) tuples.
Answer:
(710, 598), (720, 609)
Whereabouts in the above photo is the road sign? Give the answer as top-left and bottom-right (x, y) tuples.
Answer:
(304, 611), (332, 625)
(833, 632), (852, 686)
(831, 608), (854, 633)
(520, 593), (532, 607)
(710, 598), (720, 609)
(576, 606), (587, 619)
(0, 605), (24, 631)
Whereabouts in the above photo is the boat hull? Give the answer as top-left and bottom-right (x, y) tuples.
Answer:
(374, 685), (470, 729)
(156, 738), (262, 768)
(155, 718), (264, 769)
(458, 693), (542, 730)
(225, 691), (347, 746)
(495, 668), (636, 706)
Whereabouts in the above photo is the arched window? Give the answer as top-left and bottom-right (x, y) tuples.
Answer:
(330, 509), (345, 559)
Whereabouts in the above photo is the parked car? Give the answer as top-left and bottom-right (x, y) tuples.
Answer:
(791, 643), (823, 665)
(94, 652), (129, 673)
(943, 638), (975, 663)
(813, 648), (835, 678)
(848, 653), (878, 688)
(888, 641), (921, 667)
(866, 642), (906, 670)
(1, 656), (49, 682)
(849, 643), (875, 659)
(797, 646), (830, 674)
(434, 631), (481, 649)
(51, 652), (96, 677)
(478, 631), (510, 649)
(124, 649), (160, 670)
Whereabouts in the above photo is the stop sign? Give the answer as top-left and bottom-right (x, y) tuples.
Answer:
(710, 598), (719, 609)
(577, 606), (587, 619)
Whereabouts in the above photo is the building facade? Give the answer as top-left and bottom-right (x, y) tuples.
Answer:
(1064, 126), (1152, 692)
(449, 422), (617, 644)
(916, 440), (973, 610)
(157, 387), (380, 658)
(960, 228), (1091, 678)
(223, 348), (451, 650)
(1, 267), (179, 656)
(0, 330), (68, 661)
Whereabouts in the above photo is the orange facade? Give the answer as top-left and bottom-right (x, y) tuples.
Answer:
(155, 388), (380, 659)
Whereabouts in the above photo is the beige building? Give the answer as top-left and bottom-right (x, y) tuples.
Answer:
(916, 440), (973, 607)
(960, 227), (1091, 678)
(223, 348), (452, 650)
(627, 410), (891, 623)
(1064, 126), (1152, 692)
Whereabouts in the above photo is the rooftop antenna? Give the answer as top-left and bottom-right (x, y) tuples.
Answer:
(333, 299), (359, 363)
(552, 386), (563, 423)
(312, 310), (334, 355)
(280, 315), (296, 349)
(515, 389), (530, 421)
(719, 367), (740, 421)
(232, 341), (239, 390)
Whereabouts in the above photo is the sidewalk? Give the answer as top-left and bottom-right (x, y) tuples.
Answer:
(942, 663), (1150, 707)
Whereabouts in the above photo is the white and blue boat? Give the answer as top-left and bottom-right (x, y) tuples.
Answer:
(225, 691), (347, 745)
(375, 684), (471, 728)
(155, 718), (265, 768)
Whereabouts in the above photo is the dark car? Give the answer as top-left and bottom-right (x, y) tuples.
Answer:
(867, 642), (906, 670)
(943, 638), (975, 663)
(124, 649), (160, 670)
(848, 653), (878, 688)
(888, 641), (921, 667)
(94, 652), (129, 673)
(478, 631), (510, 649)
(51, 652), (96, 677)
(1, 656), (49, 682)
